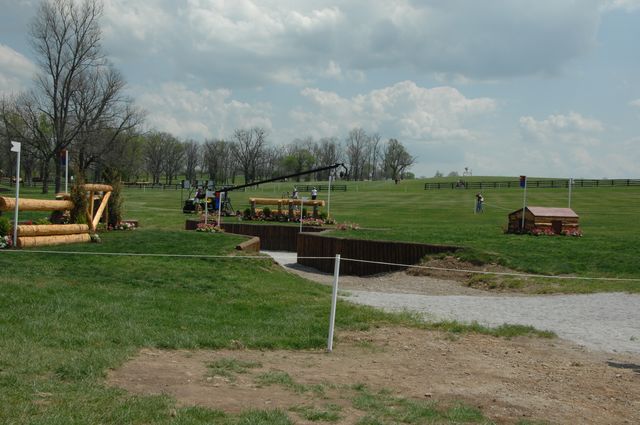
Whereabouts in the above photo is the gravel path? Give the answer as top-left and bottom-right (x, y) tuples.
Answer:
(344, 291), (640, 354)
(263, 251), (640, 355)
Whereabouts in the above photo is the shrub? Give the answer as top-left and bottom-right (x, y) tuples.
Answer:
(263, 207), (271, 217)
(69, 172), (88, 224)
(0, 216), (11, 237)
(243, 208), (252, 219)
(104, 168), (124, 228)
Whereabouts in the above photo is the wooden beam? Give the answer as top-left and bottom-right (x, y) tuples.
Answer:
(0, 196), (73, 212)
(91, 191), (111, 231)
(17, 224), (89, 237)
(17, 233), (91, 248)
(88, 191), (95, 226)
(82, 184), (113, 192)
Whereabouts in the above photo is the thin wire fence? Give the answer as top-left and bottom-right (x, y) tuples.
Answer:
(2, 249), (639, 282)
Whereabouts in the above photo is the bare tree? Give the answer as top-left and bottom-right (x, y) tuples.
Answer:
(345, 128), (369, 180)
(382, 138), (416, 183)
(102, 131), (144, 182)
(183, 140), (200, 182)
(204, 139), (233, 183)
(71, 67), (144, 178)
(9, 0), (142, 192)
(368, 132), (382, 180)
(313, 137), (342, 180)
(162, 136), (184, 185)
(230, 127), (267, 183)
(144, 132), (168, 184)
(282, 137), (314, 181)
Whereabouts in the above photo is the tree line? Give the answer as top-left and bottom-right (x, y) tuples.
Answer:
(0, 0), (416, 193)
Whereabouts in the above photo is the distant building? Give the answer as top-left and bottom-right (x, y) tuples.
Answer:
(507, 207), (580, 235)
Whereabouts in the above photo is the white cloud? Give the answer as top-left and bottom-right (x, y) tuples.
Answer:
(519, 112), (604, 146)
(292, 81), (496, 142)
(629, 99), (640, 107)
(602, 0), (640, 12)
(133, 82), (273, 140)
(511, 112), (637, 178)
(94, 0), (607, 87)
(0, 43), (36, 95)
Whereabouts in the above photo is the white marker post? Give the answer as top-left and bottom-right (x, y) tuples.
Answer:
(327, 254), (341, 352)
(520, 176), (528, 231)
(568, 177), (573, 208)
(217, 192), (222, 227)
(10, 141), (21, 247)
(64, 149), (69, 194)
(327, 174), (332, 218)
(299, 196), (307, 233)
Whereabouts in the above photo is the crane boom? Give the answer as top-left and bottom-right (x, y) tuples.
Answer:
(221, 163), (347, 193)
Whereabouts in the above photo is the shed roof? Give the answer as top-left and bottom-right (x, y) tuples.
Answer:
(510, 207), (579, 218)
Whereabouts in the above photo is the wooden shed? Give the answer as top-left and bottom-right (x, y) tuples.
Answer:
(507, 206), (580, 235)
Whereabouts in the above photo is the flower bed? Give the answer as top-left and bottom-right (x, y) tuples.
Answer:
(0, 235), (12, 249)
(530, 226), (582, 237)
(196, 222), (224, 233)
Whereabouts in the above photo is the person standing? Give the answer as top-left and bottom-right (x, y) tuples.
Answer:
(292, 187), (298, 199)
(311, 187), (318, 200)
(475, 193), (484, 213)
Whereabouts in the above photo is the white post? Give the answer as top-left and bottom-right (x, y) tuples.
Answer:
(217, 192), (222, 227)
(65, 149), (69, 194)
(204, 190), (208, 225)
(327, 174), (332, 218)
(568, 178), (573, 208)
(327, 254), (341, 352)
(299, 196), (307, 232)
(10, 141), (21, 247)
(521, 177), (528, 231)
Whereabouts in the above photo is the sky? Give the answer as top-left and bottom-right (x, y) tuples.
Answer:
(1, 0), (639, 178)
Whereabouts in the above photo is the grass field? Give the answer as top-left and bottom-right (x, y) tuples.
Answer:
(238, 179), (640, 283)
(0, 178), (637, 423)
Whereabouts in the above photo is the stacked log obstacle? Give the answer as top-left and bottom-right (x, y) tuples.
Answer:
(16, 224), (91, 248)
(0, 184), (112, 247)
(249, 197), (326, 218)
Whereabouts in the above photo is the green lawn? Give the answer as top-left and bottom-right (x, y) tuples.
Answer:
(239, 179), (640, 280)
(0, 178), (636, 423)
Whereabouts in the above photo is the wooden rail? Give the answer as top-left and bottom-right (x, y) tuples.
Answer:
(425, 179), (640, 190)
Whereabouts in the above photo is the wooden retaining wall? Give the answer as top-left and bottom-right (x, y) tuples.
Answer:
(219, 223), (326, 251)
(297, 233), (461, 276)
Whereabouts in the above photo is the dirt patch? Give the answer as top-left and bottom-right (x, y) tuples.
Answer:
(407, 255), (546, 293)
(108, 326), (640, 424)
(282, 260), (487, 296)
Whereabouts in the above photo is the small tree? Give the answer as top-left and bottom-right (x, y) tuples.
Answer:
(104, 168), (123, 227)
(69, 171), (88, 224)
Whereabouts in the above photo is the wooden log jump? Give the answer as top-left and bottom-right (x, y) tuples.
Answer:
(0, 197), (73, 212)
(17, 224), (89, 237)
(249, 197), (326, 218)
(1, 183), (113, 248)
(17, 233), (91, 248)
